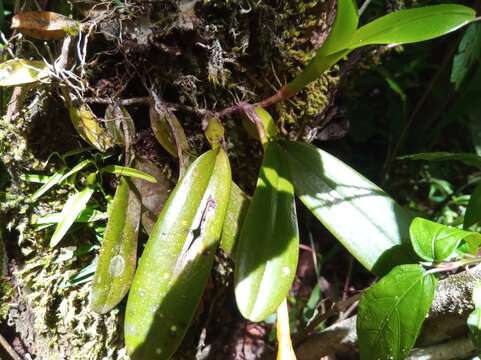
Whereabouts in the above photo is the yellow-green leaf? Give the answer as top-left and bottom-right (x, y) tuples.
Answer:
(69, 104), (114, 152)
(0, 59), (49, 87)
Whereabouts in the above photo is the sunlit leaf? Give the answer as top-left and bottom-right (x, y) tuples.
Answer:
(235, 141), (299, 322)
(50, 186), (94, 247)
(204, 116), (224, 149)
(31, 169), (65, 201)
(11, 11), (79, 40)
(410, 217), (481, 262)
(350, 4), (475, 49)
(281, 141), (414, 275)
(0, 59), (49, 86)
(125, 149), (231, 359)
(101, 165), (157, 183)
(91, 177), (141, 314)
(69, 104), (114, 152)
(34, 207), (107, 229)
(357, 264), (437, 360)
(276, 299), (297, 360)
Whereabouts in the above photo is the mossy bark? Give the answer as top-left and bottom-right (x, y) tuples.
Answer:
(0, 1), (338, 358)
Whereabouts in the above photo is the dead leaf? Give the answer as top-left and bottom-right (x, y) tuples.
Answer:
(132, 158), (172, 235)
(69, 103), (114, 152)
(0, 59), (49, 86)
(11, 11), (79, 40)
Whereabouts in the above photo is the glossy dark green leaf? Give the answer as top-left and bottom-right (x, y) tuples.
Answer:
(219, 182), (250, 257)
(465, 182), (481, 229)
(410, 217), (481, 262)
(350, 4), (475, 49)
(357, 264), (437, 360)
(400, 152), (481, 168)
(50, 186), (95, 247)
(125, 148), (231, 360)
(101, 165), (157, 183)
(235, 141), (299, 322)
(281, 141), (413, 275)
(131, 158), (172, 236)
(90, 177), (141, 314)
(468, 281), (481, 348)
(451, 23), (481, 90)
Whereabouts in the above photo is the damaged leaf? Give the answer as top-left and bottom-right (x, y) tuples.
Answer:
(0, 59), (49, 86)
(125, 148), (231, 359)
(91, 177), (141, 314)
(11, 11), (79, 40)
(235, 141), (299, 322)
(69, 104), (114, 152)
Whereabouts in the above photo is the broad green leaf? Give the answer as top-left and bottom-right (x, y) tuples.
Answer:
(0, 59), (49, 86)
(50, 186), (95, 247)
(91, 177), (141, 314)
(350, 4), (475, 49)
(451, 23), (481, 90)
(125, 148), (231, 360)
(105, 104), (136, 146)
(465, 182), (481, 229)
(357, 264), (437, 360)
(410, 217), (481, 262)
(235, 141), (299, 322)
(468, 281), (481, 348)
(318, 0), (358, 56)
(219, 182), (250, 257)
(131, 158), (171, 235)
(101, 165), (157, 183)
(31, 169), (65, 201)
(69, 104), (114, 152)
(400, 152), (481, 169)
(276, 299), (297, 360)
(281, 141), (414, 275)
